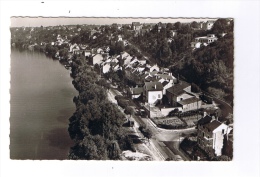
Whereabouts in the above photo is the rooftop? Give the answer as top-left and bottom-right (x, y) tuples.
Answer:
(162, 81), (169, 87)
(198, 115), (212, 125)
(144, 81), (163, 91)
(204, 120), (222, 131)
(131, 87), (143, 95)
(166, 81), (190, 95)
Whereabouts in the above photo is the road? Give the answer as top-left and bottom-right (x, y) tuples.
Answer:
(106, 88), (165, 161)
(107, 83), (196, 161)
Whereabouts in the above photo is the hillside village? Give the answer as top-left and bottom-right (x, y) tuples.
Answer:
(11, 18), (234, 161)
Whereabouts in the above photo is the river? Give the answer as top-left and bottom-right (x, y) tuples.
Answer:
(10, 49), (77, 160)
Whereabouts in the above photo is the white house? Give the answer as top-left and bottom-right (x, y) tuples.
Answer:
(197, 118), (232, 157)
(149, 64), (160, 72)
(195, 34), (218, 44)
(102, 62), (111, 74)
(124, 55), (133, 66)
(84, 50), (92, 57)
(178, 97), (202, 112)
(143, 82), (163, 105)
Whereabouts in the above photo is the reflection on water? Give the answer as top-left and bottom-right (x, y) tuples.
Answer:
(10, 49), (77, 160)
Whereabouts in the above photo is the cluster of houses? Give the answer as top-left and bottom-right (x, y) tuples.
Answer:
(83, 44), (204, 118)
(44, 21), (233, 159)
(190, 34), (218, 49)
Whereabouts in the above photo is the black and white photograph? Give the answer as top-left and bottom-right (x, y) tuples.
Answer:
(0, 1), (259, 177)
(9, 17), (234, 161)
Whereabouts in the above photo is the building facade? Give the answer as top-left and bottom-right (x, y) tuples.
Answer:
(197, 117), (230, 157)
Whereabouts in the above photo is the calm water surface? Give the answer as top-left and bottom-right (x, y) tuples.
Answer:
(10, 49), (77, 160)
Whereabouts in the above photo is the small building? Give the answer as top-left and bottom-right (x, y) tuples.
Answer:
(84, 50), (92, 58)
(195, 34), (218, 44)
(91, 54), (104, 65)
(132, 22), (142, 31)
(178, 97), (202, 112)
(165, 81), (192, 106)
(149, 64), (160, 72)
(130, 87), (143, 99)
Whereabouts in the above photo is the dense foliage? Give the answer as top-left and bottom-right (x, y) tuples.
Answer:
(127, 19), (234, 104)
(68, 55), (133, 160)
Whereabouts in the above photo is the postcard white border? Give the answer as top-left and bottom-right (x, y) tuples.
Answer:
(1, 1), (260, 177)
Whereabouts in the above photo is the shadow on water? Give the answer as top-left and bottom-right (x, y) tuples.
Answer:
(46, 128), (74, 150)
(56, 108), (74, 123)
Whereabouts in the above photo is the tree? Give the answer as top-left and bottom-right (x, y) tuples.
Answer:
(166, 23), (173, 30)
(124, 106), (134, 117)
(190, 21), (200, 28)
(211, 18), (229, 34)
(174, 22), (182, 31)
(107, 141), (121, 160)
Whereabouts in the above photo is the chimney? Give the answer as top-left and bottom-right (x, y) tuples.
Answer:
(203, 112), (207, 117)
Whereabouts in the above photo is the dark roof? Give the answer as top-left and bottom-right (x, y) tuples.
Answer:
(204, 120), (222, 131)
(198, 115), (212, 125)
(178, 97), (200, 105)
(132, 87), (143, 95)
(144, 82), (163, 91)
(162, 81), (169, 87)
(166, 81), (190, 95)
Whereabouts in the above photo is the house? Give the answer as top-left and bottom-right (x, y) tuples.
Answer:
(122, 54), (133, 66)
(148, 64), (160, 72)
(197, 116), (232, 157)
(202, 20), (215, 30)
(178, 97), (202, 112)
(132, 22), (142, 31)
(113, 64), (121, 72)
(194, 34), (218, 44)
(84, 50), (92, 58)
(161, 81), (173, 95)
(165, 81), (192, 106)
(118, 35), (123, 41)
(102, 62), (111, 74)
(129, 87), (143, 99)
(91, 54), (104, 65)
(143, 82), (163, 104)
(97, 48), (104, 54)
(156, 73), (177, 84)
